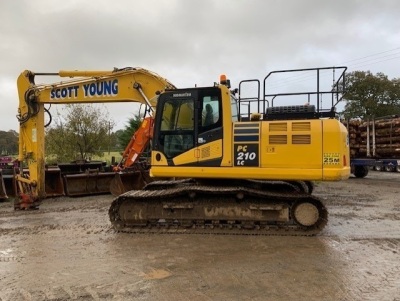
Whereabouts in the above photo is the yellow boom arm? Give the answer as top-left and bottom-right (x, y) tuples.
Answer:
(16, 67), (175, 208)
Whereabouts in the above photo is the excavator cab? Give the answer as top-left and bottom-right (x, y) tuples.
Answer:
(152, 87), (224, 166)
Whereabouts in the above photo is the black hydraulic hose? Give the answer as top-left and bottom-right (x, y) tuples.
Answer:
(17, 89), (40, 125)
(44, 104), (52, 127)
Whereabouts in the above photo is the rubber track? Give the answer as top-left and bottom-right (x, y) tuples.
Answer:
(109, 182), (327, 236)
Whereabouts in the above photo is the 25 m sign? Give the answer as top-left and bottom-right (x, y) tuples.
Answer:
(234, 144), (259, 166)
(323, 153), (340, 165)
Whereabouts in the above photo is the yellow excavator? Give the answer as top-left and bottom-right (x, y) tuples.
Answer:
(16, 66), (350, 235)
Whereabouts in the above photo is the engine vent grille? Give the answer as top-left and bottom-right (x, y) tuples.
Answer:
(292, 122), (311, 131)
(269, 135), (287, 144)
(292, 135), (311, 144)
(269, 123), (287, 132)
(267, 105), (316, 114)
(201, 146), (211, 158)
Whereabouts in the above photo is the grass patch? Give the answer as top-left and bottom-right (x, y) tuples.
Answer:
(92, 151), (122, 165)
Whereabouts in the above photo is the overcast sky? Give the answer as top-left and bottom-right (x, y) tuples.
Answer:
(1, 0), (399, 132)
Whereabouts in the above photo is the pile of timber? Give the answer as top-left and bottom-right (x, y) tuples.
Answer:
(342, 117), (400, 158)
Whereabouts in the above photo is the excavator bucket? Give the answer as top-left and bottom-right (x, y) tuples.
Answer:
(1, 168), (17, 198)
(109, 170), (151, 196)
(45, 166), (65, 197)
(63, 170), (115, 197)
(0, 170), (8, 200)
(18, 167), (64, 198)
(0, 157), (17, 198)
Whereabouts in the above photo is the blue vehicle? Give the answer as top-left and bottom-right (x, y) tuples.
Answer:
(373, 159), (400, 172)
(350, 158), (376, 178)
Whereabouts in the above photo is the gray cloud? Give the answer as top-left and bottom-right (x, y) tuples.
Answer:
(1, 0), (399, 131)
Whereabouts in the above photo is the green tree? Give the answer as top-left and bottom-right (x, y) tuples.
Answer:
(0, 130), (18, 155)
(342, 71), (400, 119)
(45, 104), (114, 162)
(117, 113), (143, 148)
(108, 131), (122, 151)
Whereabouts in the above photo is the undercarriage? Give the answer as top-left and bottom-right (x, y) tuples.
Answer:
(109, 179), (327, 236)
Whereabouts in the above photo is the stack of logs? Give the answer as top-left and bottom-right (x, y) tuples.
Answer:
(343, 117), (400, 158)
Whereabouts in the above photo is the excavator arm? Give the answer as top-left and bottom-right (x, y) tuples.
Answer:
(107, 115), (155, 197)
(16, 67), (176, 209)
(113, 116), (154, 171)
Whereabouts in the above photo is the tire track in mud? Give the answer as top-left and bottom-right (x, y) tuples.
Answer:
(0, 284), (153, 301)
(0, 257), (22, 263)
(357, 251), (400, 299)
(0, 223), (112, 236)
(329, 238), (400, 301)
(0, 287), (95, 301)
(0, 198), (113, 237)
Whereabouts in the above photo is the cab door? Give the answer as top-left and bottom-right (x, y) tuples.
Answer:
(195, 88), (223, 166)
(152, 88), (223, 166)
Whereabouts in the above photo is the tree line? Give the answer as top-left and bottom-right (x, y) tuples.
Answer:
(0, 104), (140, 161)
(45, 104), (125, 163)
(0, 130), (18, 155)
(342, 71), (400, 119)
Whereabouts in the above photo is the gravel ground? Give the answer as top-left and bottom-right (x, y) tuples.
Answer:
(0, 171), (399, 301)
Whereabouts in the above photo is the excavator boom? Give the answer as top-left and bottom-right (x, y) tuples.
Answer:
(16, 67), (175, 209)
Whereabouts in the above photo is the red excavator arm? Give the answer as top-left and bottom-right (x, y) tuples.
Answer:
(113, 116), (154, 171)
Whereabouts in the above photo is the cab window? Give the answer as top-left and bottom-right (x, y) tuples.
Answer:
(230, 95), (239, 122)
(202, 96), (219, 127)
(159, 98), (194, 158)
